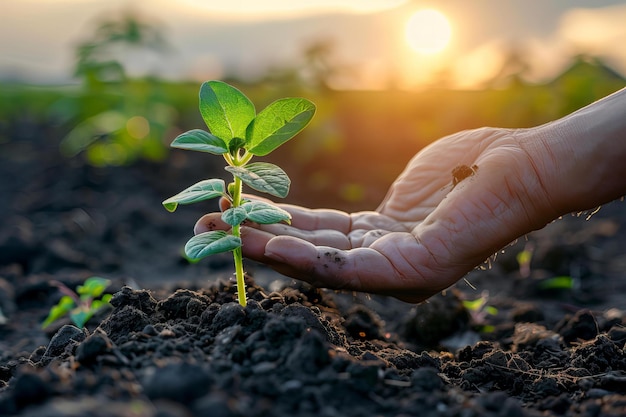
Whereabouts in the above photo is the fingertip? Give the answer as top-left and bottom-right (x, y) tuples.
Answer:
(193, 213), (226, 235)
(263, 240), (287, 263)
(194, 215), (210, 235)
(238, 227), (273, 261)
(264, 235), (315, 263)
(219, 197), (231, 212)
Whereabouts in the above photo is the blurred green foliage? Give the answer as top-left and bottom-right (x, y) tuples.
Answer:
(57, 78), (178, 166)
(42, 277), (112, 329)
(59, 13), (175, 166)
(0, 23), (624, 208)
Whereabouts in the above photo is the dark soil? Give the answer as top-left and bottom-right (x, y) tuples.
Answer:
(2, 120), (626, 416)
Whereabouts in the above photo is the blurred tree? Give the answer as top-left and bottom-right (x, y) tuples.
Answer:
(260, 38), (349, 92)
(74, 13), (169, 89)
(549, 54), (626, 115)
(59, 12), (175, 166)
(302, 39), (336, 91)
(487, 45), (530, 89)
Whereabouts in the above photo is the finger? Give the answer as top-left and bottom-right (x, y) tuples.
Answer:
(195, 213), (353, 250)
(221, 195), (354, 233)
(194, 213), (230, 234)
(347, 229), (391, 247)
(254, 211), (410, 249)
(246, 223), (352, 249)
(237, 227), (349, 264)
(238, 227), (274, 260)
(220, 194), (278, 211)
(261, 234), (452, 303)
(269, 204), (353, 233)
(219, 197), (231, 212)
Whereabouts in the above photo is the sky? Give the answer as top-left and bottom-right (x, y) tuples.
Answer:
(2, 0), (626, 89)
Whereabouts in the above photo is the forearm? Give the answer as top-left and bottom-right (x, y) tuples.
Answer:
(523, 87), (626, 215)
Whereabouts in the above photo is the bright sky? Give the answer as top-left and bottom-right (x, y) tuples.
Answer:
(2, 0), (626, 89)
(179, 0), (406, 17)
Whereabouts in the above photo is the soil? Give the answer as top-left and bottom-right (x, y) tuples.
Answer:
(2, 120), (626, 416)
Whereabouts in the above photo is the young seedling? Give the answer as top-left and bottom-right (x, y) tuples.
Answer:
(538, 276), (575, 291)
(163, 81), (316, 307)
(516, 242), (534, 278)
(462, 291), (498, 333)
(42, 277), (112, 329)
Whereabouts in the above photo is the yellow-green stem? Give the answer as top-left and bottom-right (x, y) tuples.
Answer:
(231, 176), (247, 306)
(233, 244), (246, 306)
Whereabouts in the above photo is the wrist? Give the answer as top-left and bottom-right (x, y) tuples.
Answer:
(520, 88), (626, 216)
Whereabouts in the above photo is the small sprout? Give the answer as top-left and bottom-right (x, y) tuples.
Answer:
(42, 277), (113, 329)
(462, 291), (498, 333)
(516, 242), (534, 278)
(163, 81), (316, 307)
(538, 276), (574, 291)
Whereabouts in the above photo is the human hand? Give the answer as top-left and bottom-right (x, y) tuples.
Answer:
(195, 127), (562, 303)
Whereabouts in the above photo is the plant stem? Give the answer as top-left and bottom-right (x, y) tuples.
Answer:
(233, 245), (246, 307)
(230, 176), (247, 306)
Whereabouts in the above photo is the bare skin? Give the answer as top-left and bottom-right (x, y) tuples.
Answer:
(195, 88), (626, 303)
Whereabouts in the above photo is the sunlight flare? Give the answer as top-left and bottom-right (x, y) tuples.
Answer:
(405, 9), (452, 55)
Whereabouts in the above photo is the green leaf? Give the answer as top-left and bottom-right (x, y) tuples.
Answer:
(228, 137), (247, 154)
(178, 248), (200, 264)
(170, 129), (228, 155)
(485, 306), (499, 316)
(77, 277), (110, 299)
(246, 98), (316, 156)
(199, 81), (255, 145)
(222, 207), (247, 226)
(516, 249), (533, 266)
(185, 231), (242, 260)
(42, 296), (76, 328)
(539, 276), (574, 290)
(90, 298), (111, 312)
(479, 325), (496, 333)
(462, 298), (484, 312)
(59, 110), (126, 157)
(70, 309), (93, 329)
(242, 201), (291, 224)
(225, 162), (290, 198)
(162, 179), (227, 212)
(227, 182), (237, 197)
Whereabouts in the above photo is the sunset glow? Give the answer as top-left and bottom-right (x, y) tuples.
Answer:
(2, 1), (626, 89)
(180, 0), (405, 18)
(405, 9), (452, 55)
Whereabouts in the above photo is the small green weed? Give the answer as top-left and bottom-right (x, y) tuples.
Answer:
(42, 277), (112, 329)
(516, 242), (534, 278)
(462, 291), (498, 333)
(538, 276), (574, 290)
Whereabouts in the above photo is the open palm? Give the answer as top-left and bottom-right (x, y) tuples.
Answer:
(196, 127), (558, 302)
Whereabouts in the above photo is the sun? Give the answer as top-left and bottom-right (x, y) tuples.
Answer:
(405, 9), (452, 55)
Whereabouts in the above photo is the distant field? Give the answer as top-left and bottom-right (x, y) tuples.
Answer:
(1, 64), (624, 210)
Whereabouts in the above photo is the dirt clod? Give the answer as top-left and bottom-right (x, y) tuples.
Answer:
(2, 124), (626, 416)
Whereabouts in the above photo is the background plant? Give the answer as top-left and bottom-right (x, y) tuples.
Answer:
(462, 291), (498, 333)
(163, 81), (316, 306)
(42, 277), (112, 329)
(58, 12), (174, 166)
